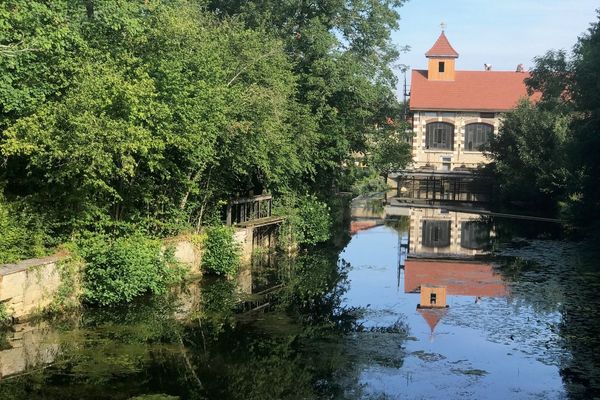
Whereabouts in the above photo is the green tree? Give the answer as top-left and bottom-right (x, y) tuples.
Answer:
(488, 100), (571, 211)
(0, 1), (81, 129)
(566, 12), (600, 228)
(207, 0), (408, 190)
(367, 119), (413, 183)
(489, 12), (600, 227)
(80, 232), (184, 306)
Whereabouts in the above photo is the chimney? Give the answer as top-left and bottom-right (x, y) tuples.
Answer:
(484, 64), (492, 71)
(516, 63), (524, 72)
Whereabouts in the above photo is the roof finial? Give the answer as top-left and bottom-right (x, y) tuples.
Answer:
(440, 22), (446, 32)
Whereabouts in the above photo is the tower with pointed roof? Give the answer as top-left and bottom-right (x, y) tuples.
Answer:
(426, 30), (459, 81)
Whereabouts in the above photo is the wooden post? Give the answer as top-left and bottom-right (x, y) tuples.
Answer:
(226, 203), (232, 226)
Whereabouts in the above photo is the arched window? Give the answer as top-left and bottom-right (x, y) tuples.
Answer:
(464, 123), (493, 151)
(425, 122), (454, 150)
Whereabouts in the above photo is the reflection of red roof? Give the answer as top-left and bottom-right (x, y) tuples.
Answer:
(418, 307), (448, 332)
(350, 220), (379, 234)
(410, 69), (540, 112)
(405, 259), (507, 297)
(425, 32), (459, 58)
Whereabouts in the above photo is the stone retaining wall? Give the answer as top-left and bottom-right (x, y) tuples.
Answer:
(0, 229), (254, 321)
(0, 256), (63, 322)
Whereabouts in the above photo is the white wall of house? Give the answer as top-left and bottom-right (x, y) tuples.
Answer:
(410, 111), (502, 171)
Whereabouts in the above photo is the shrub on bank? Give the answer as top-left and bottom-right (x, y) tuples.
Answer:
(201, 226), (240, 276)
(0, 195), (46, 264)
(274, 194), (332, 248)
(79, 233), (185, 306)
(351, 172), (390, 196)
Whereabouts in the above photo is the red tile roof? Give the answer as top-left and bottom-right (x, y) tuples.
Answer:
(410, 69), (540, 112)
(404, 259), (508, 297)
(425, 32), (459, 58)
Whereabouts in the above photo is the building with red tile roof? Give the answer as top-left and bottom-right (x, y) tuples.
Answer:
(408, 31), (539, 171)
(410, 70), (536, 112)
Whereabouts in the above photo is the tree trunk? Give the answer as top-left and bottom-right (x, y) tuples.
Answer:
(85, 0), (94, 19)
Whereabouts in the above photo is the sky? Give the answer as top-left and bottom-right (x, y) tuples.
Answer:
(392, 0), (599, 91)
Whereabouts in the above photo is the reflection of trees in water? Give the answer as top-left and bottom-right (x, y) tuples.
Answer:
(384, 216), (409, 234)
(185, 250), (407, 400)
(278, 252), (357, 330)
(0, 294), (189, 399)
(0, 248), (408, 400)
(495, 242), (600, 398)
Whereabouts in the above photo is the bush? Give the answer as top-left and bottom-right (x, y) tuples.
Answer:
(0, 195), (46, 264)
(79, 233), (185, 306)
(351, 172), (390, 196)
(274, 194), (332, 247)
(201, 226), (240, 276)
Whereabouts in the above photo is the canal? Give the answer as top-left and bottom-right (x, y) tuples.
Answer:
(0, 202), (599, 399)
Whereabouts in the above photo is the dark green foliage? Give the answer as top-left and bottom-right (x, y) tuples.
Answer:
(274, 194), (332, 247)
(489, 12), (600, 230)
(0, 302), (9, 325)
(0, 0), (409, 261)
(366, 120), (413, 180)
(79, 233), (185, 306)
(202, 226), (240, 276)
(488, 100), (571, 211)
(351, 172), (390, 196)
(0, 194), (46, 263)
(567, 12), (600, 228)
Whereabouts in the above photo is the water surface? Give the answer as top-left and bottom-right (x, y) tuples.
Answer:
(0, 205), (598, 399)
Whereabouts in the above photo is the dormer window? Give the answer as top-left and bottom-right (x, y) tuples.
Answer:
(438, 61), (445, 73)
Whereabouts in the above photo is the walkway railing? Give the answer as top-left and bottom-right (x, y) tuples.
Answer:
(225, 194), (273, 226)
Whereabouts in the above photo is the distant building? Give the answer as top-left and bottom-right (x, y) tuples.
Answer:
(408, 30), (539, 171)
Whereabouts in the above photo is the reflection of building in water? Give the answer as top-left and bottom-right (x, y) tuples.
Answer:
(408, 207), (492, 257)
(401, 207), (505, 334)
(406, 259), (507, 334)
(349, 195), (386, 235)
(405, 260), (507, 298)
(418, 285), (447, 308)
(350, 219), (382, 235)
(417, 307), (449, 333)
(236, 255), (292, 314)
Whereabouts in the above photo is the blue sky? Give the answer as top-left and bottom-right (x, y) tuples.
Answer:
(392, 0), (599, 87)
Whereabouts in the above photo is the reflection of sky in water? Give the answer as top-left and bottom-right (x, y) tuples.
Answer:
(339, 225), (565, 399)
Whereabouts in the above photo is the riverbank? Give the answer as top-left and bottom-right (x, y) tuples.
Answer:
(0, 228), (256, 322)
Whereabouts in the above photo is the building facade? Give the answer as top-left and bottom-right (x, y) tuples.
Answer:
(408, 31), (539, 171)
